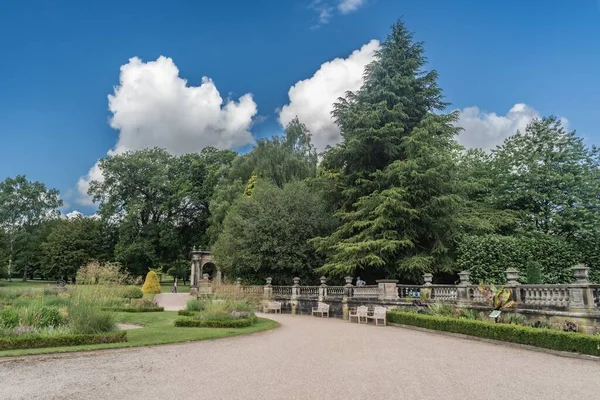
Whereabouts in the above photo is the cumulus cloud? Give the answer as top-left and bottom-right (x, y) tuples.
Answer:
(278, 40), (380, 151)
(338, 0), (367, 14)
(76, 56), (257, 204)
(456, 103), (558, 151)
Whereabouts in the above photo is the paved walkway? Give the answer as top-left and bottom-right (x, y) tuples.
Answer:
(153, 293), (190, 311)
(1, 314), (600, 399)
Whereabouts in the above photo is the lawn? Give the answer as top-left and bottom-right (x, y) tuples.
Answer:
(0, 279), (55, 289)
(0, 311), (278, 357)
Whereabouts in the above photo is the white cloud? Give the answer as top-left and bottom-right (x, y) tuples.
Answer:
(338, 0), (366, 14)
(456, 103), (543, 151)
(278, 39), (380, 151)
(76, 56), (257, 204)
(64, 210), (83, 219)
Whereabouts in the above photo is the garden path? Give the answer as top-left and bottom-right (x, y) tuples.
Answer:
(153, 293), (190, 311)
(1, 313), (600, 399)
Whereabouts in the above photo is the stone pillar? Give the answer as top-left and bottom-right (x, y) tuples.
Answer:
(457, 270), (470, 305)
(291, 277), (300, 315)
(191, 249), (202, 288)
(504, 268), (521, 304)
(342, 276), (353, 320)
(319, 276), (327, 301)
(263, 277), (273, 300)
(377, 279), (399, 301)
(569, 265), (594, 311)
(421, 273), (433, 301)
(215, 268), (222, 285)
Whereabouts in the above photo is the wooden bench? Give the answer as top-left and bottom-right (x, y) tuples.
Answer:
(312, 302), (330, 318)
(349, 306), (368, 324)
(263, 301), (282, 314)
(367, 306), (387, 326)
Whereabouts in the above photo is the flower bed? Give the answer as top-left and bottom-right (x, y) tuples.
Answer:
(102, 306), (164, 313)
(387, 311), (600, 356)
(175, 317), (256, 328)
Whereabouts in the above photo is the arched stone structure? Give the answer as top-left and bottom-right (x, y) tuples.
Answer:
(191, 249), (222, 288)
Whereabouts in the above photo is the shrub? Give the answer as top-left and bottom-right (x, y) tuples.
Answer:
(426, 302), (455, 317)
(69, 304), (116, 334)
(0, 331), (127, 351)
(387, 311), (600, 356)
(458, 308), (480, 320)
(21, 304), (66, 329)
(0, 308), (19, 329)
(77, 261), (130, 285)
(174, 317), (257, 328)
(186, 299), (204, 312)
(141, 271), (161, 295)
(178, 310), (198, 316)
(102, 306), (164, 313)
(503, 312), (527, 325)
(122, 286), (144, 299)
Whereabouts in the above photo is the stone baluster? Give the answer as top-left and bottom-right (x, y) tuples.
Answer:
(291, 277), (300, 315)
(569, 265), (594, 311)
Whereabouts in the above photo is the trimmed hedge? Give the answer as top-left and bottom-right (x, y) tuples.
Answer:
(102, 306), (164, 313)
(0, 331), (127, 351)
(174, 317), (256, 328)
(387, 311), (600, 356)
(177, 310), (199, 317)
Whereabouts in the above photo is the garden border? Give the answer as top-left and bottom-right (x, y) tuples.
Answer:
(0, 331), (127, 351)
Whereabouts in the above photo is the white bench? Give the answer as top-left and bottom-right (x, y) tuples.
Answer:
(367, 306), (387, 326)
(312, 302), (330, 318)
(263, 301), (282, 314)
(349, 306), (368, 324)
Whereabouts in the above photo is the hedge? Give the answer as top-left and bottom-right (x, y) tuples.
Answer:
(0, 331), (127, 351)
(387, 311), (600, 356)
(102, 306), (164, 313)
(174, 317), (256, 328)
(177, 310), (198, 316)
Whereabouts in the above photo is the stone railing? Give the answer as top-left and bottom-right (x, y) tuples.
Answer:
(352, 285), (380, 299)
(255, 267), (600, 331)
(431, 286), (458, 302)
(520, 285), (570, 308)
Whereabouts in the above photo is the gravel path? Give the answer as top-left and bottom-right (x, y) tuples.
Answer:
(153, 293), (190, 311)
(1, 314), (600, 399)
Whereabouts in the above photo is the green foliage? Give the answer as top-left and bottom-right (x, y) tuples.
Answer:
(0, 308), (19, 329)
(503, 313), (527, 325)
(458, 308), (481, 320)
(166, 259), (190, 285)
(102, 306), (163, 313)
(20, 304), (65, 328)
(141, 271), (162, 294)
(76, 261), (130, 285)
(477, 283), (516, 311)
(40, 217), (114, 280)
(0, 332), (127, 351)
(387, 311), (600, 356)
(457, 233), (578, 284)
(122, 286), (143, 299)
(213, 181), (337, 284)
(178, 310), (199, 317)
(426, 302), (455, 317)
(68, 304), (116, 334)
(243, 172), (259, 197)
(186, 299), (204, 311)
(175, 317), (256, 328)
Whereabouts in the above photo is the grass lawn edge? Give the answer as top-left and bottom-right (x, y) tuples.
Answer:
(0, 316), (279, 359)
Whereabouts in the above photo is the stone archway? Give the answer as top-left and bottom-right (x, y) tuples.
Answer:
(190, 249), (222, 288)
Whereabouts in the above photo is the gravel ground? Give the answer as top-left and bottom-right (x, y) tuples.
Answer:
(1, 313), (600, 399)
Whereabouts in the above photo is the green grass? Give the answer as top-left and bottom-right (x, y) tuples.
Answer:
(159, 282), (191, 293)
(0, 279), (55, 289)
(0, 311), (277, 357)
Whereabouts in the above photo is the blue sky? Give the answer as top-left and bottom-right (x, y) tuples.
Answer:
(1, 0), (599, 214)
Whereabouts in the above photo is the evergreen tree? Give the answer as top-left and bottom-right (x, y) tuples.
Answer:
(314, 20), (462, 281)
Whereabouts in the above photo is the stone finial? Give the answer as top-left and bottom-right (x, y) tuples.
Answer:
(572, 264), (590, 284)
(193, 246), (197, 251)
(293, 277), (301, 286)
(458, 270), (471, 286)
(320, 276), (327, 286)
(344, 276), (354, 286)
(423, 273), (433, 286)
(505, 268), (519, 285)
(266, 277), (273, 286)
(236, 278), (242, 286)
